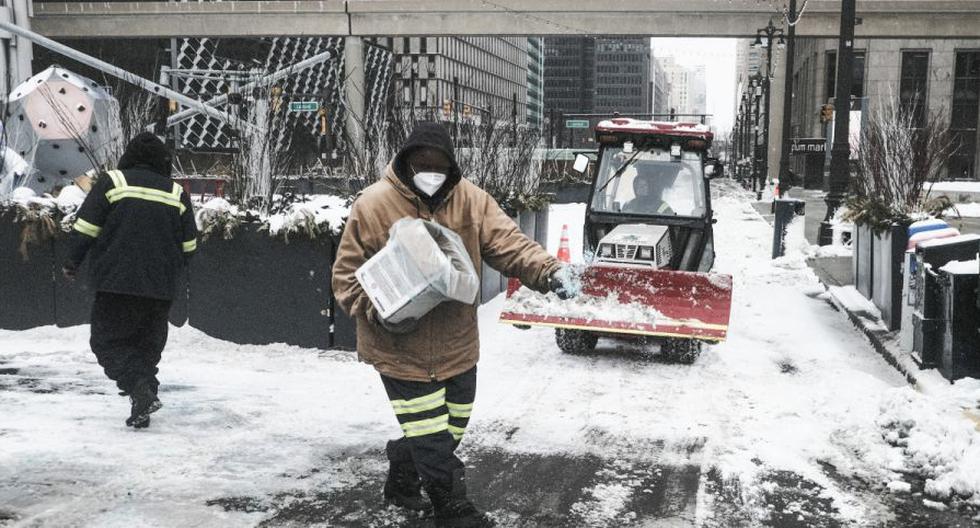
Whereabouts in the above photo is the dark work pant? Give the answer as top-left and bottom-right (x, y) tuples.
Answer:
(381, 366), (477, 486)
(90, 292), (172, 394)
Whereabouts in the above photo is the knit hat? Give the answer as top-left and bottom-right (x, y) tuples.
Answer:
(118, 132), (172, 177)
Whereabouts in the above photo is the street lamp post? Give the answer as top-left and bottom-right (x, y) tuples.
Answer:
(818, 0), (858, 246)
(751, 75), (763, 196)
(753, 18), (786, 201)
(777, 0), (798, 197)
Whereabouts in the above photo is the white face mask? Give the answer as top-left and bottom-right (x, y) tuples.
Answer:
(413, 171), (447, 196)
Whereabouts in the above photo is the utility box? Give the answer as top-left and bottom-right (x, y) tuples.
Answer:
(911, 234), (980, 367)
(939, 263), (979, 381)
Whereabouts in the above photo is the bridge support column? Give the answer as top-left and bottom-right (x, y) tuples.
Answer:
(343, 36), (366, 152)
(11, 0), (32, 81)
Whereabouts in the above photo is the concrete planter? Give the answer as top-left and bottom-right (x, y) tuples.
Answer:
(853, 223), (874, 300)
(870, 223), (910, 331)
(189, 226), (335, 349)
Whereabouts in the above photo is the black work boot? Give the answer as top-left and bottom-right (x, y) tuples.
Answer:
(425, 470), (495, 528)
(383, 460), (428, 511)
(126, 377), (162, 429)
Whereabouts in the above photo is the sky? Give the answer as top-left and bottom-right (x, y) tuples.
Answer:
(651, 38), (737, 134)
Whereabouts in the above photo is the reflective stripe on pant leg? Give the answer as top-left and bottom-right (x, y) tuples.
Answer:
(391, 387), (446, 415)
(401, 413), (450, 438)
(446, 402), (473, 441)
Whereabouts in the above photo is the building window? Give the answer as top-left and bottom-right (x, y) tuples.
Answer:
(825, 50), (866, 101)
(900, 51), (930, 127)
(950, 51), (980, 179)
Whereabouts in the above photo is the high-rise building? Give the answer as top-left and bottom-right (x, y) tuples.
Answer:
(527, 37), (545, 129)
(657, 56), (707, 119)
(593, 38), (651, 115)
(391, 37), (530, 124)
(543, 37), (652, 116)
(735, 38), (765, 89)
(689, 65), (707, 115)
(651, 55), (671, 115)
(543, 37), (596, 116)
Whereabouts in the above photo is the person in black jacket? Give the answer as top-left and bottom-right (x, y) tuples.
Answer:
(63, 132), (197, 429)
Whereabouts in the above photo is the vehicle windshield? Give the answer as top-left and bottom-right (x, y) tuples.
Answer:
(590, 147), (706, 218)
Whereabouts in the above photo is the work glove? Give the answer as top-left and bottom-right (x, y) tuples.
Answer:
(62, 263), (78, 282)
(548, 268), (576, 300)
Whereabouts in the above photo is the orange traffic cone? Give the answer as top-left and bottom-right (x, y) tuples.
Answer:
(557, 224), (571, 263)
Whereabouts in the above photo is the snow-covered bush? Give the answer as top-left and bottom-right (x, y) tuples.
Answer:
(845, 97), (957, 232)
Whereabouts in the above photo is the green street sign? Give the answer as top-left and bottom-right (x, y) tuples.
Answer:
(289, 101), (320, 112)
(565, 119), (590, 129)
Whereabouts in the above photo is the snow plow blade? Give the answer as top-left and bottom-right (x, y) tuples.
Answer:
(499, 266), (733, 342)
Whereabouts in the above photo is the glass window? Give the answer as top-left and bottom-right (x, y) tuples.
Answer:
(590, 147), (706, 217)
(900, 51), (930, 127)
(825, 50), (866, 100)
(949, 51), (980, 179)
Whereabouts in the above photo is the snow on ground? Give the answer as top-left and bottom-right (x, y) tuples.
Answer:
(1, 180), (978, 526)
(949, 202), (980, 218)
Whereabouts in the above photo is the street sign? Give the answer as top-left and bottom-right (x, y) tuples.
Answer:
(790, 137), (827, 155)
(289, 101), (320, 112)
(565, 119), (590, 129)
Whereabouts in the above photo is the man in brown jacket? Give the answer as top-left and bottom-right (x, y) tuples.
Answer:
(332, 122), (568, 527)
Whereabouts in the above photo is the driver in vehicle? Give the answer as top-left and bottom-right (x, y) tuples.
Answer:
(622, 170), (674, 215)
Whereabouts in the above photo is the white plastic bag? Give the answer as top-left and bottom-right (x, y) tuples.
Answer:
(355, 217), (479, 324)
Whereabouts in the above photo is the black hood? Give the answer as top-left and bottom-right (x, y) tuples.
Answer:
(393, 122), (462, 208)
(118, 132), (173, 178)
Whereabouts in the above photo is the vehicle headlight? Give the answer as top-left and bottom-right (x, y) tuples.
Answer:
(600, 244), (613, 257)
(639, 246), (653, 260)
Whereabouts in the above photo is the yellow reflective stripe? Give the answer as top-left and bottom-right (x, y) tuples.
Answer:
(73, 218), (102, 237)
(106, 188), (185, 213)
(106, 170), (126, 189)
(447, 402), (473, 418)
(448, 424), (466, 440)
(401, 414), (449, 438)
(391, 388), (446, 415)
(658, 202), (672, 213)
(182, 239), (197, 253)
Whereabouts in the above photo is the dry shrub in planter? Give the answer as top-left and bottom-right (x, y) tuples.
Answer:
(844, 97), (957, 232)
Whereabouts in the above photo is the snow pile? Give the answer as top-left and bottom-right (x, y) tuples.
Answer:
(939, 259), (979, 275)
(947, 202), (980, 218)
(54, 185), (87, 211)
(266, 195), (349, 238)
(834, 379), (980, 507)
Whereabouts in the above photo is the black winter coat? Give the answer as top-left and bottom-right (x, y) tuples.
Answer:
(65, 166), (198, 300)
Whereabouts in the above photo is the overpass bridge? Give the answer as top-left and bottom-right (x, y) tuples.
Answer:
(3, 0), (980, 183)
(13, 0), (980, 39)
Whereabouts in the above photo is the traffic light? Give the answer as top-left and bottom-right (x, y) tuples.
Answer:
(271, 86), (283, 112)
(167, 99), (178, 113)
(443, 99), (452, 116)
(820, 103), (834, 124)
(463, 104), (471, 118)
(317, 107), (329, 136)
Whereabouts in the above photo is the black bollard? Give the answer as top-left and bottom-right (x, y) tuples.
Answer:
(772, 199), (806, 259)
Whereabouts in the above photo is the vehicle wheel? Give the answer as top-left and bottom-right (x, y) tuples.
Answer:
(660, 339), (702, 364)
(555, 328), (598, 354)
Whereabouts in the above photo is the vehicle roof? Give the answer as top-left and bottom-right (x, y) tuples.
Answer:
(595, 118), (714, 142)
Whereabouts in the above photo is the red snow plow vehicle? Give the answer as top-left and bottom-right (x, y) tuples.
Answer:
(500, 118), (733, 363)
